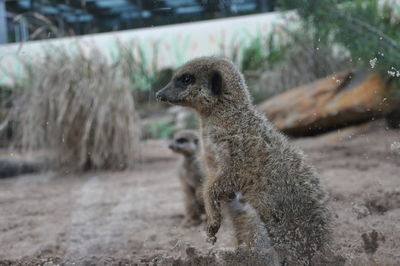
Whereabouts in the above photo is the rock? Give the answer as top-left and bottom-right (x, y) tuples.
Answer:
(259, 70), (397, 136)
(0, 159), (41, 178)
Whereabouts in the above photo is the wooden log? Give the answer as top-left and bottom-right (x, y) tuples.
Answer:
(258, 70), (397, 136)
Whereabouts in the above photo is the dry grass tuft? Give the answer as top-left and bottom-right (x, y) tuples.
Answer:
(13, 48), (141, 171)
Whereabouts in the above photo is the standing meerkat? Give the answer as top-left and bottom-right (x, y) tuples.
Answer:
(169, 130), (205, 227)
(157, 57), (331, 265)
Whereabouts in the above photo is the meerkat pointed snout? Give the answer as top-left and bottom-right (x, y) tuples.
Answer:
(169, 130), (205, 227)
(159, 57), (332, 265)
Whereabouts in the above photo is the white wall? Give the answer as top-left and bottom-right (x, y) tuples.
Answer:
(0, 11), (297, 87)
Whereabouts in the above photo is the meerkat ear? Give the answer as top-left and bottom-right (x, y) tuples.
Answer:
(210, 71), (222, 96)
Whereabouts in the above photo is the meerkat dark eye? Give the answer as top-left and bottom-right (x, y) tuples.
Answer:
(176, 138), (188, 144)
(178, 74), (195, 86)
(210, 71), (222, 95)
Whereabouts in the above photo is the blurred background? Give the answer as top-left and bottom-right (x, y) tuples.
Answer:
(1, 0), (275, 42)
(0, 0), (399, 265)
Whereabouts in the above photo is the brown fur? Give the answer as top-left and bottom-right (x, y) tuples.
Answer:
(169, 130), (205, 227)
(157, 56), (331, 265)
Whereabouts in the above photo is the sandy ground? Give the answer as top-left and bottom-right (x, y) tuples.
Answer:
(0, 123), (399, 265)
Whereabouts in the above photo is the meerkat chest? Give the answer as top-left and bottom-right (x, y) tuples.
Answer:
(202, 124), (269, 176)
(200, 136), (219, 173)
(178, 159), (202, 188)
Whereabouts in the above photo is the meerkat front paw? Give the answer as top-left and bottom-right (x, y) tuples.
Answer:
(207, 235), (217, 245)
(206, 218), (221, 244)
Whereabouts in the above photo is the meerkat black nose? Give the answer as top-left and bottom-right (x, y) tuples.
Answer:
(168, 143), (174, 149)
(156, 83), (174, 102)
(156, 90), (166, 101)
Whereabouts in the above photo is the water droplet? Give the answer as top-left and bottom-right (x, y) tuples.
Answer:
(369, 58), (377, 68)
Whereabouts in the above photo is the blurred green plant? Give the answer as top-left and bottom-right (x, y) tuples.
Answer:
(218, 27), (290, 73)
(143, 120), (174, 139)
(241, 35), (266, 71)
(113, 40), (161, 93)
(183, 111), (199, 130)
(240, 31), (288, 72)
(277, 0), (400, 84)
(237, 25), (348, 104)
(112, 41), (175, 104)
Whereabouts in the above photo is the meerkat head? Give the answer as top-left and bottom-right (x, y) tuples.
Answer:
(169, 130), (200, 156)
(156, 57), (251, 114)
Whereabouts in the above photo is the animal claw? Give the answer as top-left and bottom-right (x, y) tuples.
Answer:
(207, 235), (217, 245)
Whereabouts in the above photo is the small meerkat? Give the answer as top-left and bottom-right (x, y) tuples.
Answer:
(157, 56), (331, 265)
(227, 192), (281, 265)
(227, 192), (274, 252)
(169, 130), (205, 227)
